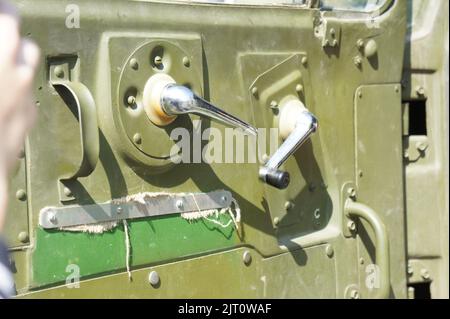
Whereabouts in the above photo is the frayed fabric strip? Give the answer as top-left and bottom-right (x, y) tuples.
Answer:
(52, 191), (241, 280)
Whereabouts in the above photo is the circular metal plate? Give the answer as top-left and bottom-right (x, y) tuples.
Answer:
(117, 40), (202, 163)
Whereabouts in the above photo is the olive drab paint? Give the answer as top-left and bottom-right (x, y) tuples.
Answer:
(6, 0), (448, 299)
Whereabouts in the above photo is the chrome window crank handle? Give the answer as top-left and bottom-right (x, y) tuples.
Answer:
(259, 99), (318, 190)
(143, 74), (257, 136)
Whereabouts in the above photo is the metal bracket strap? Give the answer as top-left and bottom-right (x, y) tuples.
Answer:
(39, 190), (232, 229)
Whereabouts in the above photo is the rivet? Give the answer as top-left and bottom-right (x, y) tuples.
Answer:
(347, 187), (357, 199)
(64, 187), (72, 197)
(323, 39), (330, 47)
(284, 201), (293, 211)
(407, 264), (414, 276)
(349, 289), (360, 299)
(404, 151), (410, 160)
(296, 84), (304, 94)
(251, 87), (259, 97)
(116, 206), (123, 214)
(16, 189), (27, 201)
(127, 95), (136, 106)
(273, 217), (280, 226)
(154, 55), (163, 66)
(242, 250), (252, 266)
(176, 199), (184, 210)
(301, 56), (308, 66)
(356, 38), (365, 49)
(48, 211), (57, 224)
(416, 86), (426, 97)
(331, 39), (338, 47)
(314, 209), (321, 220)
(395, 86), (400, 93)
(416, 142), (428, 152)
(359, 258), (365, 265)
(330, 28), (336, 37)
(129, 58), (139, 70)
(133, 133), (142, 145)
(221, 195), (227, 204)
(54, 65), (65, 79)
(18, 231), (29, 243)
(354, 56), (362, 68)
(182, 56), (191, 67)
(358, 170), (364, 178)
(420, 268), (430, 280)
(363, 39), (378, 58)
(347, 220), (356, 232)
(325, 244), (334, 258)
(148, 271), (160, 287)
(269, 100), (278, 109)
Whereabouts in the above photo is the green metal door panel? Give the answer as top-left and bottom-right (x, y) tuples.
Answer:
(354, 84), (407, 299)
(32, 214), (238, 287)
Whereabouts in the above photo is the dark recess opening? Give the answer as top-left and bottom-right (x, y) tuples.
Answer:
(409, 283), (432, 299)
(407, 99), (428, 136)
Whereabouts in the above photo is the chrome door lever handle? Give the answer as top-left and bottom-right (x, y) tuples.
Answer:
(143, 74), (257, 136)
(259, 99), (318, 189)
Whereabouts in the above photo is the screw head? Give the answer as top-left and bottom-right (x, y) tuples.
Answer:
(273, 217), (280, 226)
(347, 220), (356, 232)
(354, 56), (362, 68)
(349, 289), (360, 299)
(416, 142), (428, 152)
(127, 95), (136, 106)
(18, 231), (29, 243)
(301, 56), (308, 66)
(416, 86), (426, 97)
(148, 271), (160, 287)
(356, 39), (365, 49)
(420, 268), (430, 280)
(116, 206), (123, 214)
(325, 244), (334, 258)
(16, 189), (27, 201)
(359, 258), (365, 265)
(221, 195), (227, 204)
(154, 55), (163, 66)
(269, 100), (278, 109)
(347, 188), (357, 199)
(284, 201), (294, 211)
(251, 87), (259, 97)
(182, 56), (191, 67)
(48, 212), (57, 224)
(129, 58), (139, 70)
(176, 199), (184, 210)
(407, 264), (414, 276)
(54, 65), (65, 79)
(314, 209), (321, 220)
(64, 187), (72, 197)
(242, 250), (252, 266)
(133, 133), (142, 145)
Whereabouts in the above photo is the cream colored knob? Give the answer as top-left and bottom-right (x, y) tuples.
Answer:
(142, 73), (177, 126)
(279, 99), (307, 140)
